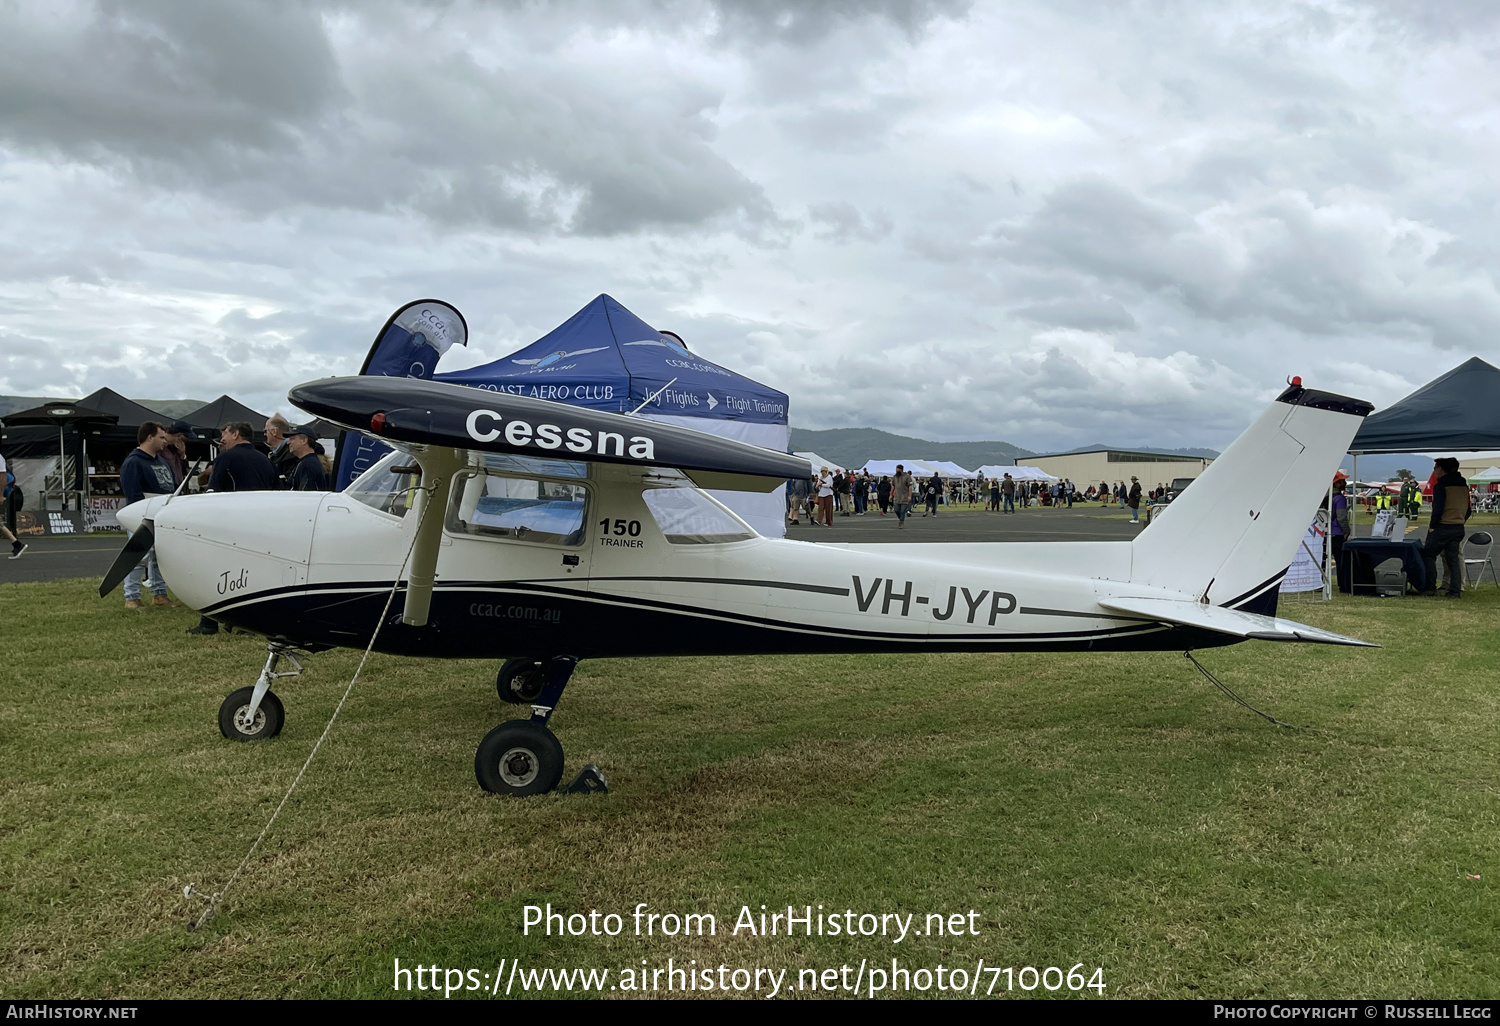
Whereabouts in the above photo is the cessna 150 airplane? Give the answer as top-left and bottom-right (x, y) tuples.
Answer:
(105, 374), (1374, 797)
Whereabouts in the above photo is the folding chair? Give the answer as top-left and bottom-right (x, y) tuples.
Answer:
(1464, 531), (1497, 588)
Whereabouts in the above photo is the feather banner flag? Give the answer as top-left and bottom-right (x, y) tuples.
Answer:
(333, 299), (468, 490)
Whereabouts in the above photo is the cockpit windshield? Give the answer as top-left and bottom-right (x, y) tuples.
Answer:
(343, 450), (418, 518)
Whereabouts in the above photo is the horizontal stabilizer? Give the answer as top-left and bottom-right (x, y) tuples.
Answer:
(289, 376), (807, 489)
(1097, 596), (1376, 648)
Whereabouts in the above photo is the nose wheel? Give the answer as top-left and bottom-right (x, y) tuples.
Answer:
(219, 686), (285, 740)
(218, 642), (304, 742)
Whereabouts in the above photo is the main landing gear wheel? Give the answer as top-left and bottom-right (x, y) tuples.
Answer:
(496, 657), (547, 704)
(475, 721), (564, 796)
(219, 686), (285, 741)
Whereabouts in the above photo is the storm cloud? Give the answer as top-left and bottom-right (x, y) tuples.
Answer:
(1, 1), (1496, 451)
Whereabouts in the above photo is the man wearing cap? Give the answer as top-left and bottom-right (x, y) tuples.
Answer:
(1127, 476), (1143, 524)
(161, 420), (197, 487)
(286, 425), (331, 491)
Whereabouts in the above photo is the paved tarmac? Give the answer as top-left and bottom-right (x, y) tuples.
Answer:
(790, 503), (1146, 544)
(1, 533), (128, 586)
(3, 506), (1140, 586)
(1, 503), (1411, 585)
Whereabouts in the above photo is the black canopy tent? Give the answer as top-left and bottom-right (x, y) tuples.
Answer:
(76, 387), (174, 442)
(1328, 357), (1500, 597)
(71, 388), (183, 502)
(1350, 357), (1500, 455)
(1, 401), (118, 506)
(180, 397), (340, 462)
(183, 395), (269, 438)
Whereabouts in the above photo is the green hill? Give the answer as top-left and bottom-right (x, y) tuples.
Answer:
(790, 427), (1033, 472)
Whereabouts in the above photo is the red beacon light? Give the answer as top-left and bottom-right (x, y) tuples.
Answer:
(370, 411), (387, 433)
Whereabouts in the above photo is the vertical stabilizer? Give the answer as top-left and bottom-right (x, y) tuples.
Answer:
(1129, 384), (1372, 610)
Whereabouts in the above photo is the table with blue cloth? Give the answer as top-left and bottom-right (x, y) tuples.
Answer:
(1339, 537), (1428, 594)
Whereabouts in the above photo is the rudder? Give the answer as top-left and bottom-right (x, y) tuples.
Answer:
(1129, 384), (1373, 610)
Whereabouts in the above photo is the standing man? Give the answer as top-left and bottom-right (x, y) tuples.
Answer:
(286, 425), (332, 491)
(264, 414), (297, 489)
(189, 422), (278, 634)
(1127, 476), (1143, 524)
(1001, 473), (1016, 514)
(891, 464), (914, 529)
(160, 421), (198, 487)
(1398, 476), (1420, 518)
(923, 472), (942, 517)
(1421, 457), (1471, 597)
(119, 421), (177, 609)
(785, 471), (809, 526)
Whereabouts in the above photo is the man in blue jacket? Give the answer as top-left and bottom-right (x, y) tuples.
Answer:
(188, 421), (278, 634)
(119, 421), (176, 609)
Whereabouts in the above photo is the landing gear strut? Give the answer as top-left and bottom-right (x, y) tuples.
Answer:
(218, 643), (303, 741)
(477, 656), (604, 797)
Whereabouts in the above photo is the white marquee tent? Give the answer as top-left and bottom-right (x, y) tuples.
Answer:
(794, 451), (846, 476)
(976, 464), (1059, 482)
(860, 458), (938, 477)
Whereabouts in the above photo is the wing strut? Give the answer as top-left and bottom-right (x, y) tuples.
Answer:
(403, 447), (464, 627)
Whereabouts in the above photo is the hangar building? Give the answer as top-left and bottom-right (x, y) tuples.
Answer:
(1019, 448), (1214, 489)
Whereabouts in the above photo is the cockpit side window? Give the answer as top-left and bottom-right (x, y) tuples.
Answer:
(449, 465), (588, 546)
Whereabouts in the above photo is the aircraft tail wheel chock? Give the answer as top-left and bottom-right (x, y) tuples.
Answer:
(475, 721), (565, 796)
(496, 657), (547, 704)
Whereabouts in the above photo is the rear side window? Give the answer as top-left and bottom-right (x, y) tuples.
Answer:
(641, 488), (754, 544)
(449, 470), (588, 545)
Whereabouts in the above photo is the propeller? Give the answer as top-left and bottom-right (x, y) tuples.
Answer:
(99, 471), (192, 599)
(99, 520), (156, 598)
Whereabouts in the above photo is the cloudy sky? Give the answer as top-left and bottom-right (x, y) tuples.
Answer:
(2, 0), (1498, 450)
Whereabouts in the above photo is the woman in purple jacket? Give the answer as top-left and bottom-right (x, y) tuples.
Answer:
(1330, 477), (1350, 579)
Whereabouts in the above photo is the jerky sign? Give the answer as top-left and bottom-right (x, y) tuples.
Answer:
(465, 409), (656, 460)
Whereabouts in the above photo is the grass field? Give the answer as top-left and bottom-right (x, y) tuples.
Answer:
(2, 577), (1497, 999)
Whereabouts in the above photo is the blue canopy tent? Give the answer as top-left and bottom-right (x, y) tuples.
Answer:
(436, 295), (791, 536)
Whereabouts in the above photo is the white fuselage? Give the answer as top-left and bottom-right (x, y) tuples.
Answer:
(132, 459), (1187, 658)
